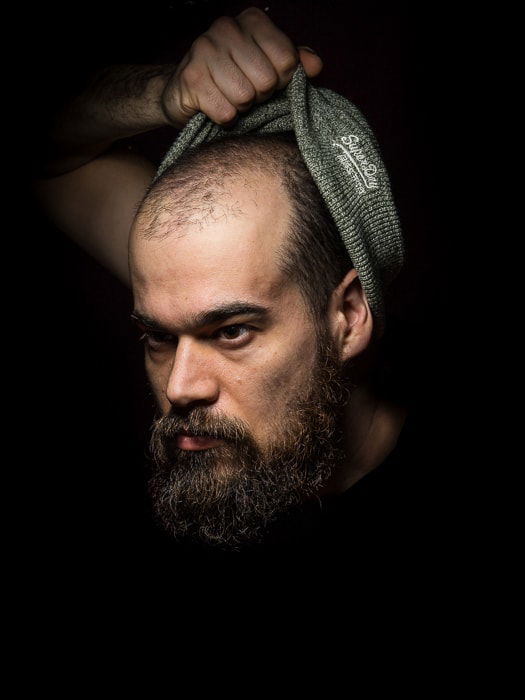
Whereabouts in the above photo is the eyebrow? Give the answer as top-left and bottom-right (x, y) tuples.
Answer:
(130, 302), (271, 333)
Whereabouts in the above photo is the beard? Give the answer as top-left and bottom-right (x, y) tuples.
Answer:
(147, 327), (353, 553)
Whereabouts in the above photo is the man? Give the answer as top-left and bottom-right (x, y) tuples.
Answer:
(33, 7), (410, 555)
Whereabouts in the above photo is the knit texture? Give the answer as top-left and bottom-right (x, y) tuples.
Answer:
(153, 64), (405, 339)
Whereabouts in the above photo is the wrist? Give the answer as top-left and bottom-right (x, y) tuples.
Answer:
(130, 65), (176, 131)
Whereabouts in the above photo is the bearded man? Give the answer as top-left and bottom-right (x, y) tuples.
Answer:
(130, 127), (408, 551)
(33, 7), (411, 556)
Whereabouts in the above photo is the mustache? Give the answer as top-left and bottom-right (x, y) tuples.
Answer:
(150, 406), (251, 444)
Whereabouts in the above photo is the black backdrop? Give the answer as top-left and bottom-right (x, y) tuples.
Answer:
(19, 0), (473, 592)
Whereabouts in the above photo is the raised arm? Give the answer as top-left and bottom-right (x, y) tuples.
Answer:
(32, 7), (322, 287)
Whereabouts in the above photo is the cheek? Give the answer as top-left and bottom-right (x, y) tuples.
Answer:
(255, 347), (316, 411)
(240, 354), (314, 444)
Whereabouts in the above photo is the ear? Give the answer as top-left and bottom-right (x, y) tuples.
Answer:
(327, 268), (374, 363)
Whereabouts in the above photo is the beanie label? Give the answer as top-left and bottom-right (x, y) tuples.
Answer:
(332, 135), (379, 195)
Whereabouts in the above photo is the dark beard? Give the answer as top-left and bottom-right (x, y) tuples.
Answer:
(147, 329), (353, 552)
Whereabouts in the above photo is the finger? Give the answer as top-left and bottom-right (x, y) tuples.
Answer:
(189, 75), (238, 126)
(235, 7), (300, 91)
(203, 13), (281, 103)
(297, 47), (324, 78)
(226, 44), (280, 104)
(167, 62), (238, 127)
(207, 56), (259, 113)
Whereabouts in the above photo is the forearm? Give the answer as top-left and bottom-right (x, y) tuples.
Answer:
(37, 64), (176, 177)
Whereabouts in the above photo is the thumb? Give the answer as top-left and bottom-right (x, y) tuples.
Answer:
(297, 46), (323, 78)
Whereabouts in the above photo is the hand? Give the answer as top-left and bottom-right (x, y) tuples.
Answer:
(161, 6), (323, 129)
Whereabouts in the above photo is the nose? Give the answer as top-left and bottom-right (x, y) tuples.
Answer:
(165, 336), (220, 408)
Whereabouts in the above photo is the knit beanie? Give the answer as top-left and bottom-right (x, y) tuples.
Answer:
(153, 63), (405, 340)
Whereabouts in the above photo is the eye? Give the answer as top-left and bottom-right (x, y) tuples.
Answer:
(139, 330), (175, 349)
(215, 324), (253, 342)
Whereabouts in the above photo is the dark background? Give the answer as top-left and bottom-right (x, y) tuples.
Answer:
(19, 0), (477, 593)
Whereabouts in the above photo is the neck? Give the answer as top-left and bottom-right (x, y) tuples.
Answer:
(317, 383), (408, 497)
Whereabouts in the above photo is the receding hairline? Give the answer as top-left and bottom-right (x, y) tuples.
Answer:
(129, 133), (354, 343)
(132, 134), (301, 240)
(132, 161), (293, 245)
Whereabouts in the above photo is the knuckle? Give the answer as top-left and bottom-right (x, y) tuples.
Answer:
(181, 62), (205, 87)
(210, 15), (239, 36)
(237, 6), (266, 21)
(234, 83), (256, 105)
(189, 34), (214, 57)
(255, 69), (278, 93)
(215, 103), (237, 125)
(273, 50), (298, 75)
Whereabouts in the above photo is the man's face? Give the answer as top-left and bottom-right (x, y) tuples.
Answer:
(129, 172), (351, 551)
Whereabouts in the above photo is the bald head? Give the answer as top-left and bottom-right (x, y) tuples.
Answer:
(130, 132), (353, 325)
(132, 132), (295, 239)
(130, 167), (297, 324)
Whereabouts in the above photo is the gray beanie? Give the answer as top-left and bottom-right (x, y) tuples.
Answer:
(153, 63), (405, 340)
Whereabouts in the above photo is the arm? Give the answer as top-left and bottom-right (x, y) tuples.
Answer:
(32, 7), (323, 287)
(34, 64), (176, 178)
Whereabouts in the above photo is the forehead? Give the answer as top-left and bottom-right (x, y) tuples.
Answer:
(130, 171), (297, 320)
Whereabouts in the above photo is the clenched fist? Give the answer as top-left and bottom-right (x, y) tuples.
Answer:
(161, 6), (323, 129)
